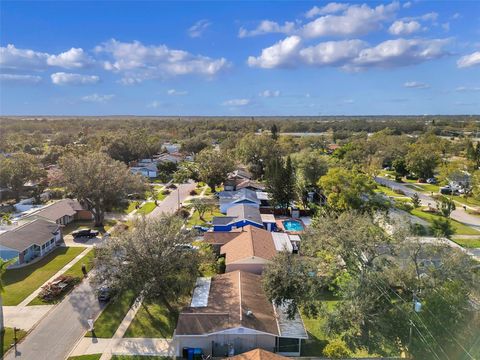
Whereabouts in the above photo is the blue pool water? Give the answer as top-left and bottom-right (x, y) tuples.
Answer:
(282, 220), (304, 232)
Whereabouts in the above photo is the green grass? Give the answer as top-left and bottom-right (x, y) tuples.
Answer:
(451, 237), (480, 248)
(156, 191), (167, 201)
(375, 185), (403, 197)
(2, 247), (85, 306)
(124, 301), (178, 338)
(450, 195), (480, 208)
(301, 299), (338, 356)
(67, 355), (102, 360)
(416, 183), (441, 193)
(137, 202), (156, 215)
(28, 249), (96, 305)
(1, 327), (27, 357)
(410, 208), (480, 236)
(186, 208), (222, 227)
(86, 290), (137, 338)
(204, 185), (223, 196)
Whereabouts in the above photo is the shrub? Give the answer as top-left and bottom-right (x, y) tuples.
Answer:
(323, 338), (352, 359)
(410, 223), (428, 236)
(176, 207), (190, 219)
(216, 257), (226, 274)
(167, 184), (177, 189)
(161, 189), (171, 195)
(189, 189), (198, 196)
(431, 217), (454, 238)
(38, 275), (79, 302)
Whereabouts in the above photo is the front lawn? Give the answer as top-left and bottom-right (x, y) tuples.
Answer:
(2, 247), (85, 306)
(186, 208), (223, 227)
(375, 185), (404, 197)
(451, 195), (480, 208)
(86, 290), (137, 338)
(124, 301), (178, 338)
(410, 209), (480, 236)
(67, 355), (102, 360)
(1, 327), (27, 357)
(451, 237), (480, 248)
(137, 202), (156, 215)
(29, 249), (95, 305)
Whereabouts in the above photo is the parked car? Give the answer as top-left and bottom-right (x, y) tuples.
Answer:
(426, 178), (437, 184)
(440, 186), (454, 195)
(97, 284), (113, 302)
(72, 229), (99, 239)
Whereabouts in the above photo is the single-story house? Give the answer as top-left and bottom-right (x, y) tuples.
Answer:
(219, 189), (261, 214)
(25, 199), (92, 226)
(224, 178), (265, 192)
(162, 142), (181, 154)
(174, 271), (308, 357)
(130, 163), (158, 178)
(155, 152), (185, 164)
(0, 218), (62, 265)
(220, 226), (276, 274)
(213, 205), (264, 232)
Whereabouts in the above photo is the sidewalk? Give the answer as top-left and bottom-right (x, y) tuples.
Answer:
(70, 338), (174, 357)
(18, 247), (92, 307)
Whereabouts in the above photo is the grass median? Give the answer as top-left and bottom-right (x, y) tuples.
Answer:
(2, 246), (85, 306)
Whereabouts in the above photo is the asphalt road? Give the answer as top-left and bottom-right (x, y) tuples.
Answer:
(375, 177), (480, 230)
(4, 278), (103, 360)
(4, 182), (197, 360)
(148, 181), (197, 218)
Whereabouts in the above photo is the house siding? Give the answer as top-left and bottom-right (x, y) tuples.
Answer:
(175, 333), (276, 357)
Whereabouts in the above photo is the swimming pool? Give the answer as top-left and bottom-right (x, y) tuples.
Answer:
(282, 220), (304, 232)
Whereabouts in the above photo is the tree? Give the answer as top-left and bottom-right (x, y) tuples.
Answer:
(291, 150), (329, 187)
(392, 157), (408, 180)
(318, 168), (387, 213)
(323, 338), (352, 358)
(411, 193), (421, 208)
(195, 149), (233, 193)
(263, 251), (322, 319)
(237, 134), (279, 179)
(431, 217), (454, 238)
(265, 156), (295, 212)
(181, 138), (209, 154)
(437, 196), (456, 218)
(59, 152), (146, 226)
(0, 153), (46, 201)
(93, 215), (204, 313)
(189, 198), (215, 221)
(271, 124), (279, 140)
(405, 142), (440, 179)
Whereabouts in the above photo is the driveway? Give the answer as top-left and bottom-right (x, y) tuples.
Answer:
(4, 278), (104, 360)
(148, 181), (197, 218)
(375, 177), (480, 231)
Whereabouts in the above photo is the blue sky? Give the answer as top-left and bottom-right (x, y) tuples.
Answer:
(1, 1), (479, 116)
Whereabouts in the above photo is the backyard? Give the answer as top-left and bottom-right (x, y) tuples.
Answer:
(2, 246), (85, 305)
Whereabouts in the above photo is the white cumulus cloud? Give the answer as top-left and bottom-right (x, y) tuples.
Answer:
(259, 90), (281, 97)
(81, 93), (115, 103)
(404, 81), (430, 89)
(167, 89), (188, 96)
(301, 2), (399, 38)
(222, 98), (250, 106)
(96, 39), (229, 82)
(305, 2), (349, 18)
(0, 44), (92, 70)
(0, 73), (42, 83)
(238, 20), (296, 38)
(188, 19), (211, 38)
(51, 72), (100, 85)
(299, 39), (367, 66)
(247, 35), (302, 68)
(46, 48), (93, 68)
(457, 51), (480, 68)
(455, 86), (480, 92)
(389, 20), (422, 35)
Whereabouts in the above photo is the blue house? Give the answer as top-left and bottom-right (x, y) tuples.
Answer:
(218, 188), (261, 214)
(212, 204), (264, 232)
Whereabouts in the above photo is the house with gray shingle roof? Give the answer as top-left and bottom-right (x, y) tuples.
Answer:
(0, 218), (62, 265)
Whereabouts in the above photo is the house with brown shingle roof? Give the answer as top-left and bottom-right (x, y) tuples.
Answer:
(220, 226), (277, 274)
(174, 271), (307, 357)
(226, 348), (290, 360)
(25, 198), (92, 225)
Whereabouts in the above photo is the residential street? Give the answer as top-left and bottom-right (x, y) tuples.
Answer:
(4, 278), (103, 360)
(148, 181), (197, 217)
(3, 182), (197, 360)
(375, 177), (480, 231)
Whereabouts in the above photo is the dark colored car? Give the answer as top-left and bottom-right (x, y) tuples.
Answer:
(440, 186), (453, 195)
(72, 229), (99, 239)
(97, 285), (113, 302)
